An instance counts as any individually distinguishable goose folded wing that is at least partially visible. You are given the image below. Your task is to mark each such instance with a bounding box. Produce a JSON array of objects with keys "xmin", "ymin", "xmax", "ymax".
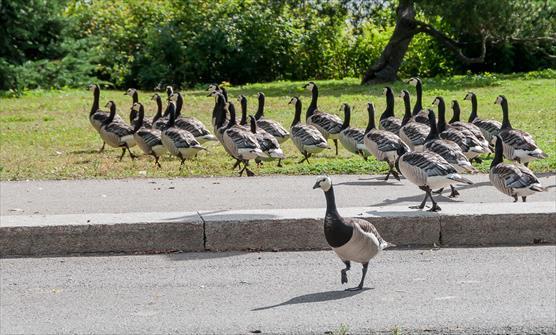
[
  {"xmin": 501, "ymin": 130, "xmax": 539, "ymax": 151},
  {"xmin": 227, "ymin": 128, "xmax": 259, "ymax": 149},
  {"xmin": 404, "ymin": 152, "xmax": 456, "ymax": 177},
  {"xmin": 175, "ymin": 117, "xmax": 211, "ymax": 137},
  {"xmin": 312, "ymin": 112, "xmax": 343, "ymax": 132},
  {"xmin": 403, "ymin": 124, "xmax": 428, "ymax": 144},
  {"xmin": 138, "ymin": 129, "xmax": 162, "ymax": 147},
  {"xmin": 257, "ymin": 119, "xmax": 289, "ymax": 137},
  {"xmin": 166, "ymin": 129, "xmax": 197, "ymax": 148},
  {"xmin": 293, "ymin": 126, "xmax": 327, "ymax": 145},
  {"xmin": 105, "ymin": 123, "xmax": 133, "ymax": 137},
  {"xmin": 347, "ymin": 218, "xmax": 385, "ymax": 244}
]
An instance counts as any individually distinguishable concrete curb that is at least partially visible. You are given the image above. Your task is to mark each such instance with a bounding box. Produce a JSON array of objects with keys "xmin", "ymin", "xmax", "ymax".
[{"xmin": 1, "ymin": 202, "xmax": 555, "ymax": 256}]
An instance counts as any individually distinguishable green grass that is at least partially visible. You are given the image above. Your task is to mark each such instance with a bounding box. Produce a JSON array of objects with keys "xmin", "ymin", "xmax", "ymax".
[{"xmin": 1, "ymin": 72, "xmax": 555, "ymax": 180}]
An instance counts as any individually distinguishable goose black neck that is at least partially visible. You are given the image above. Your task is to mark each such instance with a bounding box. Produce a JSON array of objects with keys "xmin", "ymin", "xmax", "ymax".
[
  {"xmin": 307, "ymin": 86, "xmax": 318, "ymax": 118},
  {"xmin": 227, "ymin": 103, "xmax": 237, "ymax": 129},
  {"xmin": 365, "ymin": 104, "xmax": 376, "ymax": 133},
  {"xmin": 167, "ymin": 103, "xmax": 176, "ymax": 127},
  {"xmin": 132, "ymin": 91, "xmax": 138, "ymax": 104},
  {"xmin": 221, "ymin": 88, "xmax": 228, "ymax": 102},
  {"xmin": 174, "ymin": 93, "xmax": 183, "ymax": 117},
  {"xmin": 412, "ymin": 80, "xmax": 422, "ymax": 115},
  {"xmin": 340, "ymin": 106, "xmax": 351, "ymax": 130},
  {"xmin": 450, "ymin": 101, "xmax": 461, "ymax": 123},
  {"xmin": 401, "ymin": 93, "xmax": 411, "ymax": 125},
  {"xmin": 249, "ymin": 116, "xmax": 257, "ymax": 134},
  {"xmin": 133, "ymin": 105, "xmax": 144, "ymax": 133},
  {"xmin": 106, "ymin": 103, "xmax": 116, "ymax": 124},
  {"xmin": 255, "ymin": 94, "xmax": 265, "ymax": 119},
  {"xmin": 152, "ymin": 96, "xmax": 162, "ymax": 122},
  {"xmin": 437, "ymin": 99, "xmax": 447, "ymax": 132},
  {"xmin": 90, "ymin": 86, "xmax": 100, "ymax": 117},
  {"xmin": 491, "ymin": 137, "xmax": 504, "ymax": 168},
  {"xmin": 500, "ymin": 98, "xmax": 512, "ymax": 129},
  {"xmin": 425, "ymin": 110, "xmax": 438, "ymax": 142},
  {"xmin": 291, "ymin": 100, "xmax": 302, "ymax": 127},
  {"xmin": 214, "ymin": 96, "xmax": 226, "ymax": 129},
  {"xmin": 381, "ymin": 88, "xmax": 395, "ymax": 120},
  {"xmin": 468, "ymin": 94, "xmax": 478, "ymax": 123},
  {"xmin": 239, "ymin": 98, "xmax": 247, "ymax": 126},
  {"xmin": 324, "ymin": 185, "xmax": 340, "ymax": 215}
]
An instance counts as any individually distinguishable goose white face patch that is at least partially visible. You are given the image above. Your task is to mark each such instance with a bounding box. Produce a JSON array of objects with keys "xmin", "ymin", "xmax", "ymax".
[
  {"xmin": 464, "ymin": 93, "xmax": 472, "ymax": 100},
  {"xmin": 495, "ymin": 96, "xmax": 503, "ymax": 104},
  {"xmin": 383, "ymin": 88, "xmax": 388, "ymax": 95},
  {"xmin": 306, "ymin": 83, "xmax": 315, "ymax": 91},
  {"xmin": 408, "ymin": 78, "xmax": 417, "ymax": 86},
  {"xmin": 316, "ymin": 175, "xmax": 332, "ymax": 191}
]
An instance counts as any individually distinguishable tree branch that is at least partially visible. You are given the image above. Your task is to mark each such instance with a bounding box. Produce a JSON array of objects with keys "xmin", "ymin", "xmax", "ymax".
[{"xmin": 413, "ymin": 20, "xmax": 487, "ymax": 64}]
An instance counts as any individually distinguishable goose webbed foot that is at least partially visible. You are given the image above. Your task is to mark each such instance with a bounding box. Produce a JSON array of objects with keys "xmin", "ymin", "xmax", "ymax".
[
  {"xmin": 428, "ymin": 203, "xmax": 442, "ymax": 212},
  {"xmin": 513, "ymin": 195, "xmax": 518, "ymax": 202},
  {"xmin": 392, "ymin": 170, "xmax": 401, "ymax": 181},
  {"xmin": 118, "ymin": 148, "xmax": 126, "ymax": 161},
  {"xmin": 433, "ymin": 188, "xmax": 444, "ymax": 194},
  {"xmin": 384, "ymin": 171, "xmax": 391, "ymax": 181},
  {"xmin": 128, "ymin": 148, "xmax": 136, "ymax": 160},
  {"xmin": 448, "ymin": 185, "xmax": 460, "ymax": 198},
  {"xmin": 246, "ymin": 168, "xmax": 255, "ymax": 177},
  {"xmin": 154, "ymin": 156, "xmax": 161, "ymax": 168},
  {"xmin": 340, "ymin": 261, "xmax": 350, "ymax": 284},
  {"xmin": 522, "ymin": 196, "xmax": 527, "ymax": 202},
  {"xmin": 524, "ymin": 162, "xmax": 529, "ymax": 167},
  {"xmin": 232, "ymin": 160, "xmax": 241, "ymax": 170},
  {"xmin": 276, "ymin": 159, "xmax": 283, "ymax": 167},
  {"xmin": 411, "ymin": 188, "xmax": 430, "ymax": 209},
  {"xmin": 333, "ymin": 139, "xmax": 339, "ymax": 155},
  {"xmin": 345, "ymin": 263, "xmax": 368, "ymax": 291},
  {"xmin": 99, "ymin": 142, "xmax": 106, "ymax": 153}
]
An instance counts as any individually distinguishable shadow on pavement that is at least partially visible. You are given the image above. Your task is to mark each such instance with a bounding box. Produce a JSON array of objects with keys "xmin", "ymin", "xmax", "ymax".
[{"xmin": 251, "ymin": 288, "xmax": 371, "ymax": 311}]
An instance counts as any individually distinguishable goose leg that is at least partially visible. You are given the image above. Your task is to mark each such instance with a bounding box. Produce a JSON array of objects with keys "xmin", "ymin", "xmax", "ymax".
[
  {"xmin": 411, "ymin": 186, "xmax": 430, "ymax": 209},
  {"xmin": 154, "ymin": 156, "xmax": 162, "ymax": 168},
  {"xmin": 277, "ymin": 159, "xmax": 283, "ymax": 167},
  {"xmin": 99, "ymin": 142, "xmax": 106, "ymax": 153},
  {"xmin": 298, "ymin": 153, "xmax": 308, "ymax": 164},
  {"xmin": 333, "ymin": 139, "xmax": 339, "ymax": 155},
  {"xmin": 245, "ymin": 161, "xmax": 255, "ymax": 177},
  {"xmin": 428, "ymin": 190, "xmax": 442, "ymax": 212},
  {"xmin": 306, "ymin": 153, "xmax": 311, "ymax": 164},
  {"xmin": 522, "ymin": 196, "xmax": 527, "ymax": 202},
  {"xmin": 118, "ymin": 148, "xmax": 126, "ymax": 161},
  {"xmin": 126, "ymin": 145, "xmax": 136, "ymax": 160},
  {"xmin": 433, "ymin": 188, "xmax": 444, "ymax": 194},
  {"xmin": 391, "ymin": 168, "xmax": 401, "ymax": 181},
  {"xmin": 346, "ymin": 262, "xmax": 368, "ymax": 291},
  {"xmin": 448, "ymin": 185, "xmax": 460, "ymax": 198},
  {"xmin": 384, "ymin": 170, "xmax": 391, "ymax": 181},
  {"xmin": 513, "ymin": 195, "xmax": 518, "ymax": 202},
  {"xmin": 232, "ymin": 160, "xmax": 241, "ymax": 170},
  {"xmin": 340, "ymin": 261, "xmax": 351, "ymax": 284}
]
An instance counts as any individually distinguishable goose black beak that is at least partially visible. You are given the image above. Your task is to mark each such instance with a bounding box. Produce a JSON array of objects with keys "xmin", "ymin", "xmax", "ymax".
[{"xmin": 312, "ymin": 182, "xmax": 320, "ymax": 189}]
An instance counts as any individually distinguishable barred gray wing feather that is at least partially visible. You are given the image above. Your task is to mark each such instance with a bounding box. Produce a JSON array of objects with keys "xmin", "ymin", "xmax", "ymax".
[
  {"xmin": 499, "ymin": 129, "xmax": 539, "ymax": 151},
  {"xmin": 402, "ymin": 151, "xmax": 456, "ymax": 177},
  {"xmin": 309, "ymin": 112, "xmax": 343, "ymax": 135},
  {"xmin": 380, "ymin": 117, "xmax": 401, "ymax": 134},
  {"xmin": 165, "ymin": 128, "xmax": 199, "ymax": 149},
  {"xmin": 175, "ymin": 117, "xmax": 212, "ymax": 137},
  {"xmin": 137, "ymin": 128, "xmax": 162, "ymax": 147},
  {"xmin": 400, "ymin": 122, "xmax": 429, "ymax": 147},
  {"xmin": 255, "ymin": 129, "xmax": 280, "ymax": 152},
  {"xmin": 257, "ymin": 119, "xmax": 290, "ymax": 139},
  {"xmin": 291, "ymin": 124, "xmax": 328, "ymax": 146},
  {"xmin": 347, "ymin": 218, "xmax": 385, "ymax": 245}
]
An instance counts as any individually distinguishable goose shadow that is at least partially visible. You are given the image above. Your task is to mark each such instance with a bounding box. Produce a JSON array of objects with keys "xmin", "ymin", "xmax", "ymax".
[
  {"xmin": 370, "ymin": 193, "xmax": 464, "ymax": 207},
  {"xmin": 336, "ymin": 180, "xmax": 404, "ymax": 187},
  {"xmin": 252, "ymin": 288, "xmax": 371, "ymax": 311},
  {"xmin": 167, "ymin": 251, "xmax": 247, "ymax": 261}
]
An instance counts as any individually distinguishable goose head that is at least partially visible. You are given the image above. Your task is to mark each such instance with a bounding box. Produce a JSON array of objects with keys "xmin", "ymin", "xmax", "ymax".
[
  {"xmin": 237, "ymin": 95, "xmax": 245, "ymax": 103},
  {"xmin": 312, "ymin": 175, "xmax": 332, "ymax": 191},
  {"xmin": 399, "ymin": 90, "xmax": 409, "ymax": 98},
  {"xmin": 151, "ymin": 93, "xmax": 160, "ymax": 101},
  {"xmin": 288, "ymin": 97, "xmax": 299, "ymax": 105},
  {"xmin": 303, "ymin": 81, "xmax": 316, "ymax": 91},
  {"xmin": 105, "ymin": 101, "xmax": 115, "ymax": 109},
  {"xmin": 431, "ymin": 96, "xmax": 443, "ymax": 106},
  {"xmin": 494, "ymin": 95, "xmax": 506, "ymax": 105},
  {"xmin": 207, "ymin": 84, "xmax": 219, "ymax": 92},
  {"xmin": 464, "ymin": 92, "xmax": 475, "ymax": 101},
  {"xmin": 166, "ymin": 86, "xmax": 174, "ymax": 96},
  {"xmin": 124, "ymin": 88, "xmax": 137, "ymax": 96},
  {"xmin": 88, "ymin": 84, "xmax": 98, "ymax": 91},
  {"xmin": 207, "ymin": 89, "xmax": 220, "ymax": 98},
  {"xmin": 169, "ymin": 92, "xmax": 178, "ymax": 102},
  {"xmin": 131, "ymin": 102, "xmax": 142, "ymax": 112},
  {"xmin": 407, "ymin": 77, "xmax": 421, "ymax": 86}
]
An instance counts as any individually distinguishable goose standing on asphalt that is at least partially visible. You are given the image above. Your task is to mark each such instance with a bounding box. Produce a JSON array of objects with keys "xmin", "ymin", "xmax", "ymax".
[
  {"xmin": 364, "ymin": 102, "xmax": 408, "ymax": 181},
  {"xmin": 495, "ymin": 95, "xmax": 547, "ymax": 166},
  {"xmin": 304, "ymin": 81, "xmax": 343, "ymax": 155},
  {"xmin": 434, "ymin": 96, "xmax": 490, "ymax": 160},
  {"xmin": 406, "ymin": 77, "xmax": 430, "ymax": 125},
  {"xmin": 490, "ymin": 136, "xmax": 545, "ymax": 202},
  {"xmin": 464, "ymin": 92, "xmax": 501, "ymax": 145},
  {"xmin": 222, "ymin": 102, "xmax": 266, "ymax": 176},
  {"xmin": 313, "ymin": 175, "xmax": 395, "ymax": 291},
  {"xmin": 424, "ymin": 109, "xmax": 477, "ymax": 197},
  {"xmin": 99, "ymin": 101, "xmax": 136, "ymax": 161},
  {"xmin": 88, "ymin": 84, "xmax": 124, "ymax": 152},
  {"xmin": 379, "ymin": 87, "xmax": 402, "ymax": 134},
  {"xmin": 399, "ymin": 90, "xmax": 430, "ymax": 152},
  {"xmin": 160, "ymin": 101, "xmax": 206, "ymax": 168},
  {"xmin": 289, "ymin": 97, "xmax": 330, "ymax": 164},
  {"xmin": 252, "ymin": 92, "xmax": 290, "ymax": 143},
  {"xmin": 338, "ymin": 103, "xmax": 370, "ymax": 160},
  {"xmin": 248, "ymin": 115, "xmax": 285, "ymax": 167},
  {"xmin": 131, "ymin": 102, "xmax": 165, "ymax": 167},
  {"xmin": 397, "ymin": 146, "xmax": 474, "ymax": 211},
  {"xmin": 169, "ymin": 92, "xmax": 217, "ymax": 144}
]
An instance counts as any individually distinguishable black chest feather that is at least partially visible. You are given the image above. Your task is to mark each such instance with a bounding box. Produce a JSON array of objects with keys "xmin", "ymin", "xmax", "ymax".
[{"xmin": 324, "ymin": 213, "xmax": 353, "ymax": 248}]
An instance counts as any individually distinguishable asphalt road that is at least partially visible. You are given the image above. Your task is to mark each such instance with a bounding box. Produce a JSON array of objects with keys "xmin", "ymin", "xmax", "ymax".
[
  {"xmin": 1, "ymin": 174, "xmax": 555, "ymax": 216},
  {"xmin": 2, "ymin": 246, "xmax": 555, "ymax": 334}
]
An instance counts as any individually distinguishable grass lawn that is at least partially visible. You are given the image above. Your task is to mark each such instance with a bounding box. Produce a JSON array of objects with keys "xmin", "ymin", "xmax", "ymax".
[{"xmin": 1, "ymin": 72, "xmax": 555, "ymax": 181}]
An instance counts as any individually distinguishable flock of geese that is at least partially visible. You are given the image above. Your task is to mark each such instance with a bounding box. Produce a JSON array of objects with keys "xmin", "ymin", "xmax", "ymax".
[{"xmin": 88, "ymin": 78, "xmax": 547, "ymax": 211}]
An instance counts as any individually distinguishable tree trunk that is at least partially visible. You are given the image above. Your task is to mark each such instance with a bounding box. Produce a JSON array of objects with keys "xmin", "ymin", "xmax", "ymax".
[{"xmin": 361, "ymin": 0, "xmax": 417, "ymax": 84}]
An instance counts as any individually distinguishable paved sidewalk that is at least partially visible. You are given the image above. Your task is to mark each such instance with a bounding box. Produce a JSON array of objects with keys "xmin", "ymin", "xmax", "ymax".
[
  {"xmin": 2, "ymin": 246, "xmax": 555, "ymax": 334},
  {"xmin": 2, "ymin": 174, "xmax": 555, "ymax": 216}
]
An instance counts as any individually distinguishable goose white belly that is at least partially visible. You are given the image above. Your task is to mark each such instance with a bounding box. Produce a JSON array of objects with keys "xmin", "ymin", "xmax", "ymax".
[
  {"xmin": 426, "ymin": 175, "xmax": 460, "ymax": 190},
  {"xmin": 332, "ymin": 225, "xmax": 381, "ymax": 264},
  {"xmin": 236, "ymin": 148, "xmax": 265, "ymax": 160},
  {"xmin": 513, "ymin": 148, "xmax": 543, "ymax": 163}
]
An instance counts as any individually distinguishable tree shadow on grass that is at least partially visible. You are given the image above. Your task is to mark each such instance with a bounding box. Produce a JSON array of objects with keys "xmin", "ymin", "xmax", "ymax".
[{"xmin": 252, "ymin": 288, "xmax": 371, "ymax": 311}]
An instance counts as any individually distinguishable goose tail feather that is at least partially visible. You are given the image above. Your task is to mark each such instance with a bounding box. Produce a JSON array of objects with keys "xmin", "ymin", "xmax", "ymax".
[{"xmin": 447, "ymin": 174, "xmax": 474, "ymax": 185}]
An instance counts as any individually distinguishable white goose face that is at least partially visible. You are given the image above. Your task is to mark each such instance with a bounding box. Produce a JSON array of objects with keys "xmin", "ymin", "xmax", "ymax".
[
  {"xmin": 304, "ymin": 82, "xmax": 315, "ymax": 91},
  {"xmin": 125, "ymin": 88, "xmax": 136, "ymax": 96},
  {"xmin": 207, "ymin": 84, "xmax": 218, "ymax": 91},
  {"xmin": 289, "ymin": 97, "xmax": 298, "ymax": 105},
  {"xmin": 408, "ymin": 78, "xmax": 418, "ymax": 86},
  {"xmin": 131, "ymin": 102, "xmax": 141, "ymax": 111},
  {"xmin": 494, "ymin": 96, "xmax": 504, "ymax": 104},
  {"xmin": 88, "ymin": 84, "xmax": 96, "ymax": 91},
  {"xmin": 451, "ymin": 100, "xmax": 456, "ymax": 108},
  {"xmin": 151, "ymin": 94, "xmax": 159, "ymax": 101},
  {"xmin": 464, "ymin": 92, "xmax": 473, "ymax": 100},
  {"xmin": 105, "ymin": 101, "xmax": 115, "ymax": 108},
  {"xmin": 383, "ymin": 87, "xmax": 388, "ymax": 95},
  {"xmin": 312, "ymin": 175, "xmax": 332, "ymax": 191},
  {"xmin": 432, "ymin": 98, "xmax": 440, "ymax": 106},
  {"xmin": 169, "ymin": 93, "xmax": 178, "ymax": 101},
  {"xmin": 399, "ymin": 91, "xmax": 406, "ymax": 98}
]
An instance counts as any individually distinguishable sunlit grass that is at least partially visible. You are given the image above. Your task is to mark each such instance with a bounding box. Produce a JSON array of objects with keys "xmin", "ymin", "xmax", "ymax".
[{"xmin": 0, "ymin": 73, "xmax": 554, "ymax": 180}]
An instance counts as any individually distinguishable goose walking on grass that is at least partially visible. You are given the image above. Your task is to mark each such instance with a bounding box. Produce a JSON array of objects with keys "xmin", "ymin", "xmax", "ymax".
[
  {"xmin": 313, "ymin": 175, "xmax": 395, "ymax": 291},
  {"xmin": 449, "ymin": 100, "xmax": 490, "ymax": 161},
  {"xmin": 495, "ymin": 95, "xmax": 547, "ymax": 166},
  {"xmin": 169, "ymin": 92, "xmax": 217, "ymax": 144},
  {"xmin": 490, "ymin": 136, "xmax": 545, "ymax": 202},
  {"xmin": 252, "ymin": 92, "xmax": 290, "ymax": 143},
  {"xmin": 207, "ymin": 84, "xmax": 228, "ymax": 102},
  {"xmin": 434, "ymin": 96, "xmax": 490, "ymax": 160},
  {"xmin": 151, "ymin": 93, "xmax": 168, "ymax": 130},
  {"xmin": 125, "ymin": 88, "xmax": 152, "ymax": 129},
  {"xmin": 399, "ymin": 90, "xmax": 430, "ymax": 152},
  {"xmin": 160, "ymin": 101, "xmax": 206, "ymax": 168},
  {"xmin": 88, "ymin": 84, "xmax": 124, "ymax": 152},
  {"xmin": 248, "ymin": 115, "xmax": 285, "ymax": 167},
  {"xmin": 99, "ymin": 101, "xmax": 136, "ymax": 161},
  {"xmin": 379, "ymin": 87, "xmax": 402, "ymax": 134},
  {"xmin": 464, "ymin": 92, "xmax": 501, "ymax": 145},
  {"xmin": 424, "ymin": 109, "xmax": 477, "ymax": 198},
  {"xmin": 364, "ymin": 102, "xmax": 408, "ymax": 181},
  {"xmin": 406, "ymin": 77, "xmax": 430, "ymax": 126},
  {"xmin": 222, "ymin": 102, "xmax": 267, "ymax": 176},
  {"xmin": 289, "ymin": 97, "xmax": 330, "ymax": 164},
  {"xmin": 338, "ymin": 103, "xmax": 370, "ymax": 160},
  {"xmin": 131, "ymin": 102, "xmax": 165, "ymax": 167},
  {"xmin": 397, "ymin": 146, "xmax": 474, "ymax": 212},
  {"xmin": 304, "ymin": 81, "xmax": 343, "ymax": 155}
]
